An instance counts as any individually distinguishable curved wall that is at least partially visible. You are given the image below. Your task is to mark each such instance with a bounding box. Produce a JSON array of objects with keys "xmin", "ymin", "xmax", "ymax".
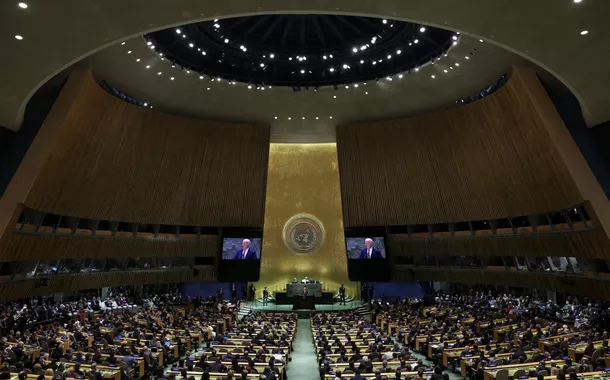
[
  {"xmin": 337, "ymin": 67, "xmax": 583, "ymax": 227},
  {"xmin": 21, "ymin": 71, "xmax": 270, "ymax": 227}
]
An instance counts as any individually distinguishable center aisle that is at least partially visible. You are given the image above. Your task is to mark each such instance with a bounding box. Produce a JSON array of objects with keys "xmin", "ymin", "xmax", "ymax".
[{"xmin": 287, "ymin": 318, "xmax": 320, "ymax": 380}]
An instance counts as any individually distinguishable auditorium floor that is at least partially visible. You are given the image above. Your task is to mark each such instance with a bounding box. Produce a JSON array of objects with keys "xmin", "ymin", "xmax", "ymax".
[{"xmin": 286, "ymin": 318, "xmax": 320, "ymax": 380}]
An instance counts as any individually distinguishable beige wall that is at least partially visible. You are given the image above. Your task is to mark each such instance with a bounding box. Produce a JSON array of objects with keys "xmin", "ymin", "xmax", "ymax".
[{"xmin": 257, "ymin": 143, "xmax": 356, "ymax": 298}]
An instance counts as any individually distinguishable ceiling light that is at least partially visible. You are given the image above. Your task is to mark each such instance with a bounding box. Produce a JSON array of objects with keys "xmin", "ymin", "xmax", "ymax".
[
  {"xmin": 274, "ymin": 116, "xmax": 278, "ymax": 120},
  {"xmin": 121, "ymin": 42, "xmax": 125, "ymax": 45},
  {"xmin": 260, "ymin": 63, "xmax": 265, "ymax": 67},
  {"xmin": 580, "ymin": 30, "xmax": 589, "ymax": 35},
  {"xmin": 146, "ymin": 65, "xmax": 150, "ymax": 69},
  {"xmin": 344, "ymin": 86, "xmax": 349, "ymax": 89},
  {"xmin": 386, "ymin": 77, "xmax": 392, "ymax": 81},
  {"xmin": 302, "ymin": 117, "xmax": 305, "ymax": 120},
  {"xmin": 182, "ymin": 35, "xmax": 186, "ymax": 38},
  {"xmin": 452, "ymin": 35, "xmax": 458, "ymax": 40},
  {"xmin": 354, "ymin": 84, "xmax": 359, "ymax": 88},
  {"xmin": 574, "ymin": 0, "xmax": 582, "ymax": 3},
  {"xmin": 382, "ymin": 19, "xmax": 387, "ymax": 24},
  {"xmin": 186, "ymin": 70, "xmax": 190, "ymax": 74},
  {"xmin": 333, "ymin": 95, "xmax": 337, "ymax": 99},
  {"xmin": 270, "ymin": 54, "xmax": 275, "ymax": 58},
  {"xmin": 465, "ymin": 56, "xmax": 470, "ymax": 59},
  {"xmin": 398, "ymin": 74, "xmax": 403, "ymax": 78},
  {"xmin": 415, "ymin": 67, "xmax": 419, "ymax": 72},
  {"xmin": 149, "ymin": 45, "xmax": 155, "ymax": 49},
  {"xmin": 329, "ymin": 54, "xmax": 333, "ymax": 58},
  {"xmin": 289, "ymin": 57, "xmax": 293, "ymax": 61},
  {"xmin": 127, "ymin": 50, "xmax": 132, "ymax": 54},
  {"xmin": 329, "ymin": 116, "xmax": 333, "ymax": 119},
  {"xmin": 360, "ymin": 60, "xmax": 364, "ymax": 64},
  {"xmin": 316, "ymin": 117, "xmax": 319, "ymax": 120},
  {"xmin": 175, "ymin": 29, "xmax": 181, "ymax": 34},
  {"xmin": 189, "ymin": 43, "xmax": 194, "ymax": 48},
  {"xmin": 360, "ymin": 45, "xmax": 366, "ymax": 50},
  {"xmin": 479, "ymin": 39, "xmax": 483, "ymax": 42},
  {"xmin": 207, "ymin": 88, "xmax": 210, "ymax": 90},
  {"xmin": 431, "ymin": 75, "xmax": 435, "ymax": 79},
  {"xmin": 214, "ymin": 23, "xmax": 220, "ymax": 28},
  {"xmin": 455, "ymin": 63, "xmax": 460, "ymax": 66},
  {"xmin": 372, "ymin": 61, "xmax": 377, "ymax": 65},
  {"xmin": 147, "ymin": 41, "xmax": 152, "ymax": 46},
  {"xmin": 409, "ymin": 43, "xmax": 412, "ymax": 46},
  {"xmin": 217, "ymin": 78, "xmax": 221, "ymax": 82},
  {"xmin": 444, "ymin": 70, "xmax": 448, "ymax": 73},
  {"xmin": 240, "ymin": 45, "xmax": 245, "ymax": 50},
  {"xmin": 365, "ymin": 92, "xmax": 368, "ymax": 95},
  {"xmin": 342, "ymin": 64, "xmax": 349, "ymax": 69},
  {"xmin": 202, "ymin": 51, "xmax": 206, "ymax": 55},
  {"xmin": 300, "ymin": 69, "xmax": 305, "ymax": 74},
  {"xmin": 199, "ymin": 76, "xmax": 204, "ymax": 79},
  {"xmin": 170, "ymin": 77, "xmax": 175, "ymax": 80},
  {"xmin": 323, "ymin": 55, "xmax": 327, "ymax": 60},
  {"xmin": 224, "ymin": 38, "xmax": 229, "ymax": 43},
  {"xmin": 420, "ymin": 27, "xmax": 426, "ymax": 32},
  {"xmin": 18, "ymin": 2, "xmax": 28, "ymax": 8},
  {"xmin": 157, "ymin": 72, "xmax": 162, "ymax": 75},
  {"xmin": 214, "ymin": 19, "xmax": 218, "ymax": 22},
  {"xmin": 414, "ymin": 39, "xmax": 419, "ymax": 44},
  {"xmin": 329, "ymin": 67, "xmax": 335, "ymax": 72},
  {"xmin": 387, "ymin": 55, "xmax": 392, "ymax": 60},
  {"xmin": 449, "ymin": 67, "xmax": 454, "ymax": 70},
  {"xmin": 288, "ymin": 117, "xmax": 291, "ymax": 120},
  {"xmin": 136, "ymin": 58, "xmax": 140, "ymax": 62},
  {"xmin": 352, "ymin": 47, "xmax": 358, "ymax": 53},
  {"xmin": 397, "ymin": 49, "xmax": 402, "ymax": 55},
  {"xmin": 15, "ymin": 35, "xmax": 23, "ymax": 40}
]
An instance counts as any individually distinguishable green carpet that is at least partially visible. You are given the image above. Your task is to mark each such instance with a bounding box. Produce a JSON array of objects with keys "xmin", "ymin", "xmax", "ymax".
[{"xmin": 286, "ymin": 318, "xmax": 320, "ymax": 380}]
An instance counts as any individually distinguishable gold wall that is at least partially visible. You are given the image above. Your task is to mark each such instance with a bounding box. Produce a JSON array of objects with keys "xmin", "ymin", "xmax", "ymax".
[{"xmin": 257, "ymin": 143, "xmax": 356, "ymax": 298}]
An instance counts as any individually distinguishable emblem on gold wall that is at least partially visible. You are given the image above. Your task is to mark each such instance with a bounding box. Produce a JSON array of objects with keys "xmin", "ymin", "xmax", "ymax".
[{"xmin": 283, "ymin": 214, "xmax": 325, "ymax": 254}]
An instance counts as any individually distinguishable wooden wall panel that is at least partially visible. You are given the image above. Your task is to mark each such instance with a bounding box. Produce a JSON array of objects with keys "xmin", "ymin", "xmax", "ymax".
[
  {"xmin": 337, "ymin": 68, "xmax": 582, "ymax": 226},
  {"xmin": 1, "ymin": 232, "xmax": 218, "ymax": 261},
  {"xmin": 390, "ymin": 230, "xmax": 610, "ymax": 260},
  {"xmin": 393, "ymin": 266, "xmax": 610, "ymax": 300},
  {"xmin": 23, "ymin": 70, "xmax": 269, "ymax": 227},
  {"xmin": 0, "ymin": 267, "xmax": 216, "ymax": 302}
]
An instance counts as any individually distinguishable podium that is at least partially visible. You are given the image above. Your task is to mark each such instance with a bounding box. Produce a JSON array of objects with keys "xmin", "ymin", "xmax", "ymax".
[
  {"xmin": 286, "ymin": 283, "xmax": 322, "ymax": 297},
  {"xmin": 292, "ymin": 296, "xmax": 316, "ymax": 310}
]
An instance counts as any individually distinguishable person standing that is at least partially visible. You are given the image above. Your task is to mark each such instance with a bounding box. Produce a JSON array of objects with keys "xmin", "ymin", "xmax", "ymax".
[
  {"xmin": 249, "ymin": 284, "xmax": 256, "ymax": 302},
  {"xmin": 242, "ymin": 283, "xmax": 248, "ymax": 301},
  {"xmin": 263, "ymin": 287, "xmax": 269, "ymax": 306},
  {"xmin": 339, "ymin": 284, "xmax": 346, "ymax": 305},
  {"xmin": 361, "ymin": 283, "xmax": 368, "ymax": 302},
  {"xmin": 368, "ymin": 284, "xmax": 374, "ymax": 301},
  {"xmin": 231, "ymin": 283, "xmax": 237, "ymax": 300}
]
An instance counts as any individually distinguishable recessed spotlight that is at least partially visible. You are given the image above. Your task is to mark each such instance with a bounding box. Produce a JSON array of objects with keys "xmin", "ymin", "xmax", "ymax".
[
  {"xmin": 323, "ymin": 55, "xmax": 327, "ymax": 60},
  {"xmin": 149, "ymin": 45, "xmax": 155, "ymax": 49},
  {"xmin": 189, "ymin": 43, "xmax": 194, "ymax": 48},
  {"xmin": 372, "ymin": 61, "xmax": 377, "ymax": 65},
  {"xmin": 580, "ymin": 30, "xmax": 589, "ymax": 35},
  {"xmin": 202, "ymin": 51, "xmax": 206, "ymax": 55},
  {"xmin": 333, "ymin": 95, "xmax": 337, "ymax": 99},
  {"xmin": 14, "ymin": 35, "xmax": 23, "ymax": 40},
  {"xmin": 136, "ymin": 58, "xmax": 140, "ymax": 62},
  {"xmin": 365, "ymin": 92, "xmax": 368, "ymax": 95},
  {"xmin": 360, "ymin": 60, "xmax": 364, "ymax": 64},
  {"xmin": 147, "ymin": 41, "xmax": 152, "ymax": 46},
  {"xmin": 224, "ymin": 38, "xmax": 229, "ymax": 43},
  {"xmin": 452, "ymin": 35, "xmax": 458, "ymax": 41},
  {"xmin": 170, "ymin": 77, "xmax": 175, "ymax": 80},
  {"xmin": 386, "ymin": 77, "xmax": 392, "ymax": 81},
  {"xmin": 127, "ymin": 50, "xmax": 132, "ymax": 54},
  {"xmin": 444, "ymin": 70, "xmax": 448, "ymax": 73},
  {"xmin": 270, "ymin": 53, "xmax": 275, "ymax": 59},
  {"xmin": 415, "ymin": 67, "xmax": 419, "ymax": 72},
  {"xmin": 354, "ymin": 84, "xmax": 359, "ymax": 88},
  {"xmin": 397, "ymin": 49, "xmax": 402, "ymax": 55},
  {"xmin": 143, "ymin": 103, "xmax": 148, "ymax": 107},
  {"xmin": 300, "ymin": 69, "xmax": 305, "ymax": 74},
  {"xmin": 465, "ymin": 56, "xmax": 470, "ymax": 59},
  {"xmin": 157, "ymin": 72, "xmax": 162, "ymax": 75},
  {"xmin": 207, "ymin": 88, "xmax": 210, "ymax": 90},
  {"xmin": 18, "ymin": 2, "xmax": 28, "ymax": 9},
  {"xmin": 382, "ymin": 19, "xmax": 387, "ymax": 24},
  {"xmin": 329, "ymin": 116, "xmax": 333, "ymax": 119},
  {"xmin": 288, "ymin": 117, "xmax": 291, "ymax": 120},
  {"xmin": 455, "ymin": 63, "xmax": 460, "ymax": 66},
  {"xmin": 302, "ymin": 117, "xmax": 305, "ymax": 120},
  {"xmin": 352, "ymin": 47, "xmax": 358, "ymax": 53},
  {"xmin": 453, "ymin": 41, "xmax": 458, "ymax": 45},
  {"xmin": 360, "ymin": 45, "xmax": 367, "ymax": 50},
  {"xmin": 343, "ymin": 64, "xmax": 349, "ymax": 69},
  {"xmin": 175, "ymin": 29, "xmax": 181, "ymax": 34},
  {"xmin": 479, "ymin": 39, "xmax": 484, "ymax": 42},
  {"xmin": 398, "ymin": 74, "xmax": 403, "ymax": 78},
  {"xmin": 414, "ymin": 39, "xmax": 419, "ymax": 44},
  {"xmin": 420, "ymin": 27, "xmax": 426, "ymax": 33},
  {"xmin": 146, "ymin": 65, "xmax": 150, "ymax": 69},
  {"xmin": 289, "ymin": 57, "xmax": 293, "ymax": 61},
  {"xmin": 214, "ymin": 23, "xmax": 220, "ymax": 28},
  {"xmin": 387, "ymin": 55, "xmax": 392, "ymax": 59},
  {"xmin": 450, "ymin": 67, "xmax": 454, "ymax": 70},
  {"xmin": 260, "ymin": 63, "xmax": 265, "ymax": 67},
  {"xmin": 574, "ymin": 0, "xmax": 582, "ymax": 3},
  {"xmin": 274, "ymin": 116, "xmax": 278, "ymax": 120},
  {"xmin": 182, "ymin": 35, "xmax": 186, "ymax": 38},
  {"xmin": 329, "ymin": 67, "xmax": 335, "ymax": 72},
  {"xmin": 240, "ymin": 45, "xmax": 245, "ymax": 50},
  {"xmin": 121, "ymin": 42, "xmax": 125, "ymax": 45},
  {"xmin": 431, "ymin": 75, "xmax": 435, "ymax": 79},
  {"xmin": 200, "ymin": 76, "xmax": 204, "ymax": 79},
  {"xmin": 186, "ymin": 70, "xmax": 190, "ymax": 74},
  {"xmin": 214, "ymin": 19, "xmax": 218, "ymax": 22}
]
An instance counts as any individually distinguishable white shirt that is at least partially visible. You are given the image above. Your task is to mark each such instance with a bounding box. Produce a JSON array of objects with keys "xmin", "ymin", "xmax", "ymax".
[
  {"xmin": 368, "ymin": 248, "xmax": 372, "ymax": 258},
  {"xmin": 242, "ymin": 248, "xmax": 248, "ymax": 259}
]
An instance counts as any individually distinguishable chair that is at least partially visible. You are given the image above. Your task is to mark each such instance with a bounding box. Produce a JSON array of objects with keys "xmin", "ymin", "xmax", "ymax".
[
  {"xmin": 538, "ymin": 370, "xmax": 549, "ymax": 377},
  {"xmin": 523, "ymin": 358, "xmax": 534, "ymax": 363},
  {"xmin": 41, "ymin": 341, "xmax": 50, "ymax": 353},
  {"xmin": 495, "ymin": 369, "xmax": 509, "ymax": 380},
  {"xmin": 509, "ymin": 359, "xmax": 520, "ymax": 365},
  {"xmin": 592, "ymin": 349, "xmax": 602, "ymax": 363},
  {"xmin": 513, "ymin": 370, "xmax": 526, "ymax": 378}
]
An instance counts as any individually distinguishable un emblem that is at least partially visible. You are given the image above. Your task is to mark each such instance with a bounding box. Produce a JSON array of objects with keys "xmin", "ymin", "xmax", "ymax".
[{"xmin": 283, "ymin": 214, "xmax": 325, "ymax": 254}]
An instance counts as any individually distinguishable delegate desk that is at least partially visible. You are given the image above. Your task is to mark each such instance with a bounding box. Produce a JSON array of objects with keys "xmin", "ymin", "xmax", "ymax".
[
  {"xmin": 169, "ymin": 367, "xmax": 284, "ymax": 380},
  {"xmin": 483, "ymin": 360, "xmax": 565, "ymax": 380},
  {"xmin": 286, "ymin": 283, "xmax": 322, "ymax": 297},
  {"xmin": 323, "ymin": 370, "xmax": 433, "ymax": 379}
]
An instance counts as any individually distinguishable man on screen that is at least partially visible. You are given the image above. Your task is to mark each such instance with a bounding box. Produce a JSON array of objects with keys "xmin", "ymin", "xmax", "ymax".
[
  {"xmin": 358, "ymin": 238, "xmax": 383, "ymax": 259},
  {"xmin": 231, "ymin": 239, "xmax": 257, "ymax": 259}
]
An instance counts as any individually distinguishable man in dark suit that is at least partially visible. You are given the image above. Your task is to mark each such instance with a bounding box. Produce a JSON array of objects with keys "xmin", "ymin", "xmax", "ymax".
[
  {"xmin": 302, "ymin": 287, "xmax": 309, "ymax": 297},
  {"xmin": 263, "ymin": 287, "xmax": 269, "ymax": 306},
  {"xmin": 358, "ymin": 238, "xmax": 383, "ymax": 259},
  {"xmin": 351, "ymin": 370, "xmax": 366, "ymax": 380},
  {"xmin": 231, "ymin": 239, "xmax": 257, "ymax": 259},
  {"xmin": 339, "ymin": 284, "xmax": 346, "ymax": 305}
]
